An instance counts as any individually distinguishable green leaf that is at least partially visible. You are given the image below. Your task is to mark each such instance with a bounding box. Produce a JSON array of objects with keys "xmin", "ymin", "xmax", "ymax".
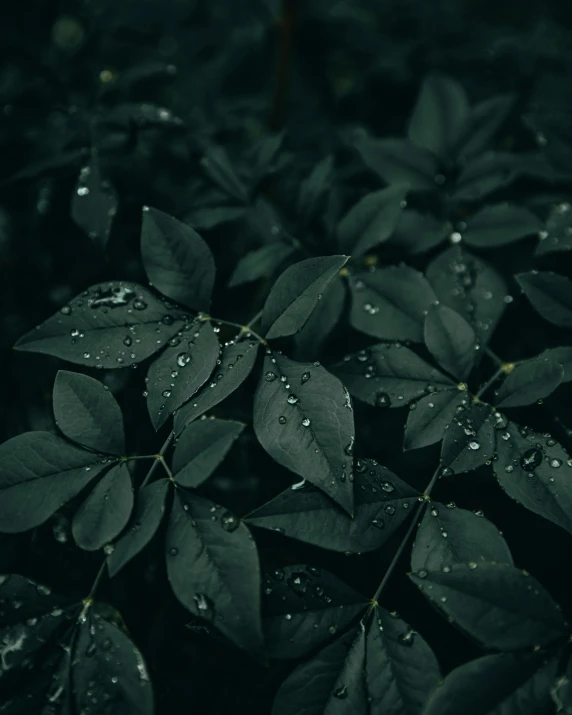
[
  {"xmin": 453, "ymin": 152, "xmax": 520, "ymax": 201},
  {"xmin": 72, "ymin": 462, "xmax": 133, "ymax": 551},
  {"xmin": 349, "ymin": 266, "xmax": 437, "ymax": 342},
  {"xmin": 410, "ymin": 562, "xmax": 567, "ymax": 650},
  {"xmin": 53, "ymin": 371, "xmax": 125, "ymax": 456},
  {"xmin": 454, "ymin": 93, "xmax": 516, "ymax": 162},
  {"xmin": 424, "ymin": 653, "xmax": 559, "ymax": 715},
  {"xmin": 496, "ymin": 358, "xmax": 564, "ymax": 407},
  {"xmin": 146, "ymin": 319, "xmax": 220, "ymax": 429},
  {"xmin": 261, "ymin": 256, "xmax": 348, "ymax": 340},
  {"xmin": 71, "ymin": 162, "xmax": 118, "ymax": 250},
  {"xmin": 493, "ymin": 420, "xmax": 572, "ymax": 535},
  {"xmin": 336, "ymin": 184, "xmax": 408, "ymax": 256},
  {"xmin": 411, "ymin": 503, "xmax": 513, "ymax": 572},
  {"xmin": 540, "ymin": 346, "xmax": 572, "ymax": 382},
  {"xmin": 0, "ymin": 432, "xmax": 109, "ymax": 533},
  {"xmin": 271, "ymin": 627, "xmax": 367, "ymax": 715},
  {"xmin": 331, "ymin": 343, "xmax": 454, "ymax": 408},
  {"xmin": 173, "ymin": 418, "xmax": 245, "ymax": 488},
  {"xmin": 253, "ymin": 354, "xmax": 355, "ymax": 515},
  {"xmin": 353, "ymin": 135, "xmax": 439, "ymax": 191},
  {"xmin": 14, "ymin": 282, "xmax": 185, "ymax": 368},
  {"xmin": 262, "ymin": 565, "xmax": 368, "ymax": 659},
  {"xmin": 166, "ymin": 489, "xmax": 264, "ymax": 657},
  {"xmin": 424, "ymin": 305, "xmax": 477, "ymax": 381},
  {"xmin": 247, "ymin": 459, "xmax": 419, "ymax": 553},
  {"xmin": 407, "ymin": 73, "xmax": 470, "ymax": 161},
  {"xmin": 187, "ymin": 205, "xmax": 247, "ymax": 230},
  {"xmin": 366, "ymin": 607, "xmax": 441, "ymax": 714},
  {"xmin": 404, "ymin": 390, "xmax": 468, "ymax": 451},
  {"xmin": 426, "ymin": 246, "xmax": 508, "ymax": 344},
  {"xmin": 551, "ymin": 654, "xmax": 572, "ymax": 713},
  {"xmin": 229, "ymin": 243, "xmax": 295, "ymax": 288},
  {"xmin": 292, "ymin": 276, "xmax": 346, "ymax": 361},
  {"xmin": 440, "ymin": 402, "xmax": 496, "ymax": 474},
  {"xmin": 463, "ymin": 204, "xmax": 543, "ymax": 248},
  {"xmin": 298, "ymin": 156, "xmax": 334, "ymax": 226},
  {"xmin": 517, "ymin": 271, "xmax": 572, "ymax": 329},
  {"xmin": 174, "ymin": 335, "xmax": 260, "ymax": 431},
  {"xmin": 107, "ymin": 479, "xmax": 169, "ymax": 577},
  {"xmin": 536, "ymin": 202, "xmax": 572, "ymax": 255},
  {"xmin": 141, "ymin": 207, "xmax": 216, "ymax": 312},
  {"xmin": 389, "ymin": 209, "xmax": 449, "ymax": 255},
  {"xmin": 200, "ymin": 144, "xmax": 249, "ymax": 203}
]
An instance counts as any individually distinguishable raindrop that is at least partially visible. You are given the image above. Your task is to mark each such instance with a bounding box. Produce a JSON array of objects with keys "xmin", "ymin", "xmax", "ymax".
[
  {"xmin": 133, "ymin": 299, "xmax": 147, "ymax": 311},
  {"xmin": 417, "ymin": 570, "xmax": 428, "ymax": 579},
  {"xmin": 468, "ymin": 562, "xmax": 478, "ymax": 569},
  {"xmin": 278, "ymin": 416, "xmax": 287, "ymax": 424},
  {"xmin": 520, "ymin": 448, "xmax": 542, "ymax": 472},
  {"xmin": 288, "ymin": 572, "xmax": 310, "ymax": 595},
  {"xmin": 371, "ymin": 518, "xmax": 385, "ymax": 529},
  {"xmin": 301, "ymin": 372, "xmax": 311, "ymax": 384},
  {"xmin": 384, "ymin": 505, "xmax": 396, "ymax": 515},
  {"xmin": 376, "ymin": 392, "xmax": 391, "ymax": 408},
  {"xmin": 550, "ymin": 458, "xmax": 562, "ymax": 468},
  {"xmin": 221, "ymin": 512, "xmax": 239, "ymax": 532},
  {"xmin": 334, "ymin": 686, "xmax": 348, "ymax": 700},
  {"xmin": 265, "ymin": 371, "xmax": 277, "ymax": 382},
  {"xmin": 194, "ymin": 593, "xmax": 213, "ymax": 618},
  {"xmin": 468, "ymin": 441, "xmax": 481, "ymax": 451},
  {"xmin": 177, "ymin": 353, "xmax": 190, "ymax": 368},
  {"xmin": 398, "ymin": 630, "xmax": 416, "ymax": 646},
  {"xmin": 162, "ymin": 390, "xmax": 171, "ymax": 398},
  {"xmin": 60, "ymin": 305, "xmax": 71, "ymax": 315},
  {"xmin": 302, "ymin": 418, "xmax": 311, "ymax": 427},
  {"xmin": 287, "ymin": 395, "xmax": 299, "ymax": 405},
  {"xmin": 381, "ymin": 482, "xmax": 394, "ymax": 493}
]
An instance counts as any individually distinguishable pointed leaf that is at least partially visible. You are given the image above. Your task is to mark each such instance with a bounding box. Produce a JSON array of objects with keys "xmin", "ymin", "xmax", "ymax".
[
  {"xmin": 262, "ymin": 565, "xmax": 368, "ymax": 659},
  {"xmin": 247, "ymin": 459, "xmax": 419, "ymax": 553},
  {"xmin": 493, "ymin": 421, "xmax": 572, "ymax": 534},
  {"xmin": 14, "ymin": 282, "xmax": 185, "ymax": 368},
  {"xmin": 540, "ymin": 346, "xmax": 572, "ymax": 382},
  {"xmin": 349, "ymin": 266, "xmax": 437, "ymax": 342},
  {"xmin": 404, "ymin": 390, "xmax": 468, "ymax": 451},
  {"xmin": 298, "ymin": 156, "xmax": 334, "ymax": 226},
  {"xmin": 332, "ymin": 343, "xmax": 454, "ymax": 408},
  {"xmin": 463, "ymin": 204, "xmax": 543, "ymax": 248},
  {"xmin": 166, "ymin": 490, "xmax": 264, "ymax": 656},
  {"xmin": 389, "ymin": 209, "xmax": 449, "ymax": 254},
  {"xmin": 261, "ymin": 256, "xmax": 348, "ymax": 340},
  {"xmin": 71, "ymin": 162, "xmax": 118, "ymax": 250},
  {"xmin": 426, "ymin": 246, "xmax": 507, "ymax": 344},
  {"xmin": 337, "ymin": 184, "xmax": 408, "ymax": 256},
  {"xmin": 453, "ymin": 152, "xmax": 520, "ymax": 201},
  {"xmin": 410, "ymin": 562, "xmax": 567, "ymax": 650},
  {"xmin": 411, "ymin": 504, "xmax": 513, "ymax": 572},
  {"xmin": 516, "ymin": 271, "xmax": 572, "ymax": 329},
  {"xmin": 173, "ymin": 418, "xmax": 244, "ymax": 488},
  {"xmin": 72, "ymin": 462, "xmax": 133, "ymax": 551},
  {"xmin": 229, "ymin": 243, "xmax": 295, "ymax": 288},
  {"xmin": 407, "ymin": 74, "xmax": 469, "ymax": 160},
  {"xmin": 353, "ymin": 135, "xmax": 439, "ymax": 191},
  {"xmin": 107, "ymin": 479, "xmax": 169, "ymax": 577},
  {"xmin": 187, "ymin": 205, "xmax": 247, "ymax": 230},
  {"xmin": 271, "ymin": 627, "xmax": 367, "ymax": 715},
  {"xmin": 536, "ymin": 201, "xmax": 572, "ymax": 255},
  {"xmin": 293, "ymin": 276, "xmax": 346, "ymax": 361},
  {"xmin": 424, "ymin": 653, "xmax": 559, "ymax": 715},
  {"xmin": 440, "ymin": 402, "xmax": 496, "ymax": 474},
  {"xmin": 53, "ymin": 371, "xmax": 125, "ymax": 456},
  {"xmin": 174, "ymin": 335, "xmax": 260, "ymax": 431},
  {"xmin": 367, "ymin": 607, "xmax": 441, "ymax": 714},
  {"xmin": 455, "ymin": 93, "xmax": 516, "ymax": 161},
  {"xmin": 253, "ymin": 354, "xmax": 354, "ymax": 514},
  {"xmin": 141, "ymin": 207, "xmax": 215, "ymax": 311},
  {"xmin": 496, "ymin": 358, "xmax": 564, "ymax": 407},
  {"xmin": 0, "ymin": 432, "xmax": 109, "ymax": 533},
  {"xmin": 424, "ymin": 304, "xmax": 477, "ymax": 380},
  {"xmin": 146, "ymin": 319, "xmax": 219, "ymax": 429},
  {"xmin": 200, "ymin": 144, "xmax": 249, "ymax": 203}
]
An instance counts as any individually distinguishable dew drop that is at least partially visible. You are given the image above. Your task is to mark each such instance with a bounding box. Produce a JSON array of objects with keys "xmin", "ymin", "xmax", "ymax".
[
  {"xmin": 265, "ymin": 371, "xmax": 277, "ymax": 382},
  {"xmin": 287, "ymin": 394, "xmax": 299, "ymax": 405},
  {"xmin": 520, "ymin": 448, "xmax": 543, "ymax": 472},
  {"xmin": 302, "ymin": 418, "xmax": 311, "ymax": 427}
]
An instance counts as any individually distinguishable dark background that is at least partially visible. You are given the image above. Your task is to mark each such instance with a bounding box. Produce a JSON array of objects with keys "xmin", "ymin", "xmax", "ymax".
[{"xmin": 2, "ymin": 1, "xmax": 572, "ymax": 712}]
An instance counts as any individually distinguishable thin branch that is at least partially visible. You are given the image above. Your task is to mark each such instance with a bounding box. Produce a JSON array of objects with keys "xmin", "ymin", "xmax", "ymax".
[{"xmin": 475, "ymin": 366, "xmax": 505, "ymax": 400}]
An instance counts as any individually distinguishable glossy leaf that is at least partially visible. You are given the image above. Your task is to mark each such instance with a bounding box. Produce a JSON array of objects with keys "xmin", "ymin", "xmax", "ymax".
[
  {"xmin": 271, "ymin": 627, "xmax": 367, "ymax": 715},
  {"xmin": 107, "ymin": 479, "xmax": 169, "ymax": 577},
  {"xmin": 174, "ymin": 335, "xmax": 260, "ymax": 431},
  {"xmin": 411, "ymin": 504, "xmax": 513, "ymax": 572},
  {"xmin": 146, "ymin": 319, "xmax": 220, "ymax": 429},
  {"xmin": 353, "ymin": 135, "xmax": 439, "ymax": 191},
  {"xmin": 261, "ymin": 255, "xmax": 348, "ymax": 340},
  {"xmin": 173, "ymin": 418, "xmax": 244, "ymax": 488},
  {"xmin": 493, "ymin": 421, "xmax": 572, "ymax": 534},
  {"xmin": 495, "ymin": 358, "xmax": 564, "ymax": 407},
  {"xmin": 14, "ymin": 282, "xmax": 184, "ymax": 368},
  {"xmin": 424, "ymin": 304, "xmax": 477, "ymax": 381},
  {"xmin": 166, "ymin": 489, "xmax": 264, "ymax": 656},
  {"xmin": 72, "ymin": 462, "xmax": 133, "ymax": 551},
  {"xmin": 141, "ymin": 207, "xmax": 215, "ymax": 312},
  {"xmin": 332, "ymin": 343, "xmax": 454, "ymax": 408},
  {"xmin": 0, "ymin": 432, "xmax": 109, "ymax": 533},
  {"xmin": 349, "ymin": 266, "xmax": 437, "ymax": 342},
  {"xmin": 71, "ymin": 162, "xmax": 118, "ymax": 250},
  {"xmin": 536, "ymin": 201, "xmax": 572, "ymax": 255},
  {"xmin": 404, "ymin": 390, "xmax": 468, "ymax": 451},
  {"xmin": 440, "ymin": 402, "xmax": 496, "ymax": 474},
  {"xmin": 254, "ymin": 353, "xmax": 354, "ymax": 514},
  {"xmin": 229, "ymin": 243, "xmax": 295, "ymax": 288},
  {"xmin": 517, "ymin": 271, "xmax": 572, "ymax": 329},
  {"xmin": 407, "ymin": 73, "xmax": 469, "ymax": 161},
  {"xmin": 410, "ymin": 562, "xmax": 567, "ymax": 650},
  {"xmin": 540, "ymin": 346, "xmax": 572, "ymax": 382},
  {"xmin": 336, "ymin": 184, "xmax": 408, "ymax": 256},
  {"xmin": 262, "ymin": 565, "xmax": 368, "ymax": 659},
  {"xmin": 463, "ymin": 204, "xmax": 543, "ymax": 248},
  {"xmin": 53, "ymin": 370, "xmax": 125, "ymax": 456},
  {"xmin": 247, "ymin": 459, "xmax": 419, "ymax": 553}
]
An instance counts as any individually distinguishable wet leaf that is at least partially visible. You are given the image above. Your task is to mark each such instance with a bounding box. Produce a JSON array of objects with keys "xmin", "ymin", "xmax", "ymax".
[
  {"xmin": 292, "ymin": 276, "xmax": 346, "ymax": 361},
  {"xmin": 71, "ymin": 162, "xmax": 118, "ymax": 250},
  {"xmin": 253, "ymin": 353, "xmax": 355, "ymax": 515},
  {"xmin": 404, "ymin": 390, "xmax": 468, "ymax": 451},
  {"xmin": 540, "ymin": 346, "xmax": 572, "ymax": 382},
  {"xmin": 517, "ymin": 271, "xmax": 572, "ymax": 329},
  {"xmin": 424, "ymin": 304, "xmax": 477, "ymax": 381},
  {"xmin": 410, "ymin": 562, "xmax": 567, "ymax": 650},
  {"xmin": 53, "ymin": 370, "xmax": 125, "ymax": 456},
  {"xmin": 200, "ymin": 144, "xmax": 249, "ymax": 203},
  {"xmin": 463, "ymin": 204, "xmax": 543, "ymax": 248},
  {"xmin": 440, "ymin": 402, "xmax": 496, "ymax": 474},
  {"xmin": 495, "ymin": 358, "xmax": 564, "ymax": 407},
  {"xmin": 536, "ymin": 202, "xmax": 572, "ymax": 255}
]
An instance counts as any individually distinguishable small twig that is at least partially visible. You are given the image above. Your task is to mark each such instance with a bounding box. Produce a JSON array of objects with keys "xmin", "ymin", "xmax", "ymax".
[
  {"xmin": 475, "ymin": 366, "xmax": 505, "ymax": 401},
  {"xmin": 141, "ymin": 432, "xmax": 175, "ymax": 488},
  {"xmin": 246, "ymin": 309, "xmax": 264, "ymax": 329},
  {"xmin": 484, "ymin": 346, "xmax": 503, "ymax": 366},
  {"xmin": 201, "ymin": 315, "xmax": 267, "ymax": 345},
  {"xmin": 159, "ymin": 458, "xmax": 174, "ymax": 480}
]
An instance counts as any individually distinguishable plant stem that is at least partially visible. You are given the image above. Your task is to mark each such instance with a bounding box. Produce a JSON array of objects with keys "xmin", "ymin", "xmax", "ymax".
[
  {"xmin": 202, "ymin": 316, "xmax": 267, "ymax": 345},
  {"xmin": 141, "ymin": 432, "xmax": 175, "ymax": 488},
  {"xmin": 475, "ymin": 366, "xmax": 504, "ymax": 400},
  {"xmin": 246, "ymin": 309, "xmax": 264, "ymax": 329},
  {"xmin": 159, "ymin": 458, "xmax": 174, "ymax": 480},
  {"xmin": 269, "ymin": 0, "xmax": 298, "ymax": 131},
  {"xmin": 484, "ymin": 346, "xmax": 503, "ymax": 366}
]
